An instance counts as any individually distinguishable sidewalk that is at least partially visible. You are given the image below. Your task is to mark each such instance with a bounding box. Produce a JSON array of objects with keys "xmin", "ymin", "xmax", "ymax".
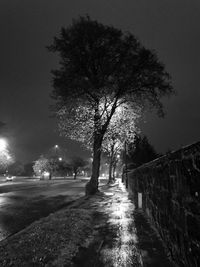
[
  {"xmin": 71, "ymin": 179, "xmax": 173, "ymax": 267},
  {"xmin": 0, "ymin": 179, "xmax": 173, "ymax": 266}
]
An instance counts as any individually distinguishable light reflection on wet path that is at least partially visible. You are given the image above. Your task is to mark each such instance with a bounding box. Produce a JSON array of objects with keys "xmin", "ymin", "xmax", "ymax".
[{"xmin": 98, "ymin": 180, "xmax": 142, "ymax": 267}]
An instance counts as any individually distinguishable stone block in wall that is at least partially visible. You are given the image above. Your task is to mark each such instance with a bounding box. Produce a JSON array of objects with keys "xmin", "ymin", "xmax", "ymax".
[
  {"xmin": 186, "ymin": 200, "xmax": 200, "ymax": 216},
  {"xmin": 194, "ymin": 155, "xmax": 200, "ymax": 170},
  {"xmin": 187, "ymin": 214, "xmax": 200, "ymax": 241},
  {"xmin": 185, "ymin": 240, "xmax": 200, "ymax": 267},
  {"xmin": 189, "ymin": 241, "xmax": 200, "ymax": 266},
  {"xmin": 127, "ymin": 141, "xmax": 200, "ymax": 267}
]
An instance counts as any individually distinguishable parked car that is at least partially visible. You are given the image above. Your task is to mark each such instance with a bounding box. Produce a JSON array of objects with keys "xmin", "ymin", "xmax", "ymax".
[{"xmin": 6, "ymin": 175, "xmax": 14, "ymax": 181}]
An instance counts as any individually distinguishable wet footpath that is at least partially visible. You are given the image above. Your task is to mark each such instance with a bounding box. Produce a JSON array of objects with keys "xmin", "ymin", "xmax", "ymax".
[{"xmin": 71, "ymin": 179, "xmax": 173, "ymax": 267}]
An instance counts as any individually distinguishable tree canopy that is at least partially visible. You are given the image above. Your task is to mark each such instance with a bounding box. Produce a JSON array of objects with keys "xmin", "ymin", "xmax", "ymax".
[
  {"xmin": 48, "ymin": 16, "xmax": 173, "ymax": 194},
  {"xmin": 127, "ymin": 135, "xmax": 159, "ymax": 168},
  {"xmin": 69, "ymin": 156, "xmax": 87, "ymax": 179}
]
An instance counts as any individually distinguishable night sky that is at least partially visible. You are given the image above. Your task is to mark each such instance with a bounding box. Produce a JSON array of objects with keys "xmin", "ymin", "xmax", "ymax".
[{"xmin": 0, "ymin": 0, "xmax": 200, "ymax": 163}]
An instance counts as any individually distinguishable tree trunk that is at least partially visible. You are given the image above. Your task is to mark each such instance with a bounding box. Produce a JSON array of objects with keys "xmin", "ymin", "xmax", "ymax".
[
  {"xmin": 108, "ymin": 144, "xmax": 115, "ymax": 184},
  {"xmin": 108, "ymin": 159, "xmax": 113, "ymax": 183},
  {"xmin": 108, "ymin": 160, "xmax": 115, "ymax": 184},
  {"xmin": 112, "ymin": 163, "xmax": 116, "ymax": 181},
  {"xmin": 85, "ymin": 100, "xmax": 118, "ymax": 195},
  {"xmin": 85, "ymin": 133, "xmax": 103, "ymax": 195}
]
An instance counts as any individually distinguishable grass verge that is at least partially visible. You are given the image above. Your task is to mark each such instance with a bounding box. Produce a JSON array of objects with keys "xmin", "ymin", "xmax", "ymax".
[{"xmin": 0, "ymin": 208, "xmax": 93, "ymax": 267}]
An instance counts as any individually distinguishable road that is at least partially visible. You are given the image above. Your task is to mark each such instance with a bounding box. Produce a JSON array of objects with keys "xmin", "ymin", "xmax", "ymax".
[{"xmin": 0, "ymin": 177, "xmax": 89, "ymax": 242}]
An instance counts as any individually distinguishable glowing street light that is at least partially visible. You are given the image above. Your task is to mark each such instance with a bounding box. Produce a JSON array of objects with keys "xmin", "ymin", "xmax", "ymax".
[
  {"xmin": 0, "ymin": 138, "xmax": 7, "ymax": 152},
  {"xmin": 58, "ymin": 157, "xmax": 62, "ymax": 161},
  {"xmin": 54, "ymin": 144, "xmax": 59, "ymax": 155}
]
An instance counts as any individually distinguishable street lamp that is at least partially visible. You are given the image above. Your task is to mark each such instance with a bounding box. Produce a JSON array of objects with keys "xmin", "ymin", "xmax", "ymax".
[
  {"xmin": 0, "ymin": 138, "xmax": 7, "ymax": 152},
  {"xmin": 54, "ymin": 144, "xmax": 59, "ymax": 157}
]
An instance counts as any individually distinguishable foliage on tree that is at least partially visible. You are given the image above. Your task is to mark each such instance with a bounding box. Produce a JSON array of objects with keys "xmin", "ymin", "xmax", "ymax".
[
  {"xmin": 58, "ymin": 104, "xmax": 139, "ymax": 183},
  {"xmin": 69, "ymin": 156, "xmax": 87, "ymax": 179},
  {"xmin": 55, "ymin": 160, "xmax": 72, "ymax": 176},
  {"xmin": 33, "ymin": 156, "xmax": 49, "ymax": 176},
  {"xmin": 102, "ymin": 105, "xmax": 139, "ymax": 183},
  {"xmin": 0, "ymin": 147, "xmax": 13, "ymax": 173},
  {"xmin": 8, "ymin": 161, "xmax": 24, "ymax": 176},
  {"xmin": 33, "ymin": 154, "xmax": 72, "ymax": 178},
  {"xmin": 48, "ymin": 16, "xmax": 173, "ymax": 195},
  {"xmin": 33, "ymin": 156, "xmax": 57, "ymax": 178},
  {"xmin": 23, "ymin": 162, "xmax": 34, "ymax": 176},
  {"xmin": 127, "ymin": 135, "xmax": 159, "ymax": 168}
]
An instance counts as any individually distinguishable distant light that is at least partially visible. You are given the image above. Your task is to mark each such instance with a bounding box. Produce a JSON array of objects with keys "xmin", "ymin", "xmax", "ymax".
[
  {"xmin": 6, "ymin": 155, "xmax": 11, "ymax": 160},
  {"xmin": 0, "ymin": 139, "xmax": 7, "ymax": 151},
  {"xmin": 43, "ymin": 171, "xmax": 50, "ymax": 177},
  {"xmin": 55, "ymin": 145, "xmax": 58, "ymax": 148},
  {"xmin": 59, "ymin": 157, "xmax": 62, "ymax": 161},
  {"xmin": 138, "ymin": 192, "xmax": 143, "ymax": 208}
]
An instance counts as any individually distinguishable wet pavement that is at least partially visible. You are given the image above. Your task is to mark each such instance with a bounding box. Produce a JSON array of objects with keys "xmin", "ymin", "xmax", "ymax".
[
  {"xmin": 72, "ymin": 179, "xmax": 173, "ymax": 267},
  {"xmin": 98, "ymin": 182, "xmax": 142, "ymax": 267},
  {"xmin": 0, "ymin": 178, "xmax": 88, "ymax": 241}
]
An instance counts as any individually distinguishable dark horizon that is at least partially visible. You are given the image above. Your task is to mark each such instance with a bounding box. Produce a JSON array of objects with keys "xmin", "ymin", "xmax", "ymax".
[{"xmin": 0, "ymin": 0, "xmax": 200, "ymax": 163}]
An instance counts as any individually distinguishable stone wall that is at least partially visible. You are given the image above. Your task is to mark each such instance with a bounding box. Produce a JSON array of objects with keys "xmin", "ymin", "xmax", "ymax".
[{"xmin": 127, "ymin": 141, "xmax": 200, "ymax": 267}]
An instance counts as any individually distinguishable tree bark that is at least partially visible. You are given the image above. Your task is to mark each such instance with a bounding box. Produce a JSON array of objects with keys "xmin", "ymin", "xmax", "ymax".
[
  {"xmin": 85, "ymin": 132, "xmax": 103, "ymax": 195},
  {"xmin": 108, "ymin": 144, "xmax": 115, "ymax": 184},
  {"xmin": 112, "ymin": 163, "xmax": 116, "ymax": 181},
  {"xmin": 85, "ymin": 100, "xmax": 118, "ymax": 195},
  {"xmin": 108, "ymin": 159, "xmax": 113, "ymax": 183}
]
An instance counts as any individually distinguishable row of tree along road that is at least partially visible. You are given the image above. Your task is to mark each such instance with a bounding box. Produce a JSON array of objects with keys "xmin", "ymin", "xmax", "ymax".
[
  {"xmin": 33, "ymin": 155, "xmax": 88, "ymax": 180},
  {"xmin": 47, "ymin": 16, "xmax": 174, "ymax": 194},
  {"xmin": 0, "ymin": 132, "xmax": 159, "ymax": 181}
]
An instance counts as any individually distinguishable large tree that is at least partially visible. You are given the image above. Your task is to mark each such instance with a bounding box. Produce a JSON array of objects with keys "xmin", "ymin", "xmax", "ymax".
[{"xmin": 48, "ymin": 16, "xmax": 173, "ymax": 195}]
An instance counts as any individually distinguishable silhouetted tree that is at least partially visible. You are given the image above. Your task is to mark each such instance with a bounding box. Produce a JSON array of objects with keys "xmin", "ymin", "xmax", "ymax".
[
  {"xmin": 8, "ymin": 161, "xmax": 24, "ymax": 176},
  {"xmin": 23, "ymin": 162, "xmax": 34, "ymax": 176},
  {"xmin": 127, "ymin": 135, "xmax": 159, "ymax": 167},
  {"xmin": 48, "ymin": 16, "xmax": 173, "ymax": 195},
  {"xmin": 69, "ymin": 157, "xmax": 87, "ymax": 179}
]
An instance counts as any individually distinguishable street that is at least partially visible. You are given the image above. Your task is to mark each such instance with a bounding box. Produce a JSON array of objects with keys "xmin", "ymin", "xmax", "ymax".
[{"xmin": 0, "ymin": 177, "xmax": 89, "ymax": 242}]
